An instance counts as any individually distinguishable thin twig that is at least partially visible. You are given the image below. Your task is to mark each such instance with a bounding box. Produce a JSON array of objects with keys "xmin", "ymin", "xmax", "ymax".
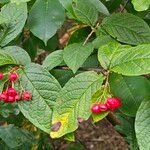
[
  {"xmin": 83, "ymin": 22, "xmax": 100, "ymax": 45},
  {"xmin": 120, "ymin": 0, "xmax": 129, "ymax": 12}
]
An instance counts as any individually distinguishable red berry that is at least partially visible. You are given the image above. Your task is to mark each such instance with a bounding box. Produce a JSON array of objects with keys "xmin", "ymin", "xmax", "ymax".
[
  {"xmin": 7, "ymin": 88, "xmax": 17, "ymax": 96},
  {"xmin": 99, "ymin": 104, "xmax": 108, "ymax": 112},
  {"xmin": 106, "ymin": 97, "xmax": 121, "ymax": 111},
  {"xmin": 91, "ymin": 104, "xmax": 101, "ymax": 113},
  {"xmin": 6, "ymin": 96, "xmax": 15, "ymax": 103},
  {"xmin": 22, "ymin": 91, "xmax": 32, "ymax": 101},
  {"xmin": 0, "ymin": 73, "xmax": 4, "ymax": 80},
  {"xmin": 9, "ymin": 72, "xmax": 18, "ymax": 82},
  {"xmin": 15, "ymin": 94, "xmax": 21, "ymax": 101},
  {"xmin": 0, "ymin": 92, "xmax": 8, "ymax": 101}
]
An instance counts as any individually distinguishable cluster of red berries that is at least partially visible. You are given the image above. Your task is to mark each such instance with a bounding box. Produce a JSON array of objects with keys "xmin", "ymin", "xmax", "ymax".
[
  {"xmin": 0, "ymin": 72, "xmax": 32, "ymax": 103},
  {"xmin": 91, "ymin": 97, "xmax": 121, "ymax": 114}
]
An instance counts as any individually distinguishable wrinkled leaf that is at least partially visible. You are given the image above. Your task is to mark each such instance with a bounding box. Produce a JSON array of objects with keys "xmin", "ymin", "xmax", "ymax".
[
  {"xmin": 132, "ymin": 0, "xmax": 150, "ymax": 11},
  {"xmin": 18, "ymin": 63, "xmax": 61, "ymax": 133},
  {"xmin": 0, "ymin": 3, "xmax": 27, "ymax": 46},
  {"xmin": 28, "ymin": 0, "xmax": 65, "ymax": 45},
  {"xmin": 50, "ymin": 71, "xmax": 104, "ymax": 138},
  {"xmin": 135, "ymin": 99, "xmax": 150, "ymax": 150},
  {"xmin": 43, "ymin": 50, "xmax": 63, "ymax": 70},
  {"xmin": 101, "ymin": 13, "xmax": 150, "ymax": 45},
  {"xmin": 98, "ymin": 42, "xmax": 150, "ymax": 76},
  {"xmin": 63, "ymin": 43, "xmax": 94, "ymax": 73},
  {"xmin": 109, "ymin": 73, "xmax": 150, "ymax": 116}
]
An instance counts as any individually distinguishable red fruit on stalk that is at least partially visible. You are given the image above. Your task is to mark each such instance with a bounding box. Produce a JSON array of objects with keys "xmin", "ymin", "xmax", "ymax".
[
  {"xmin": 91, "ymin": 103, "xmax": 108, "ymax": 114},
  {"xmin": 91, "ymin": 104, "xmax": 101, "ymax": 113},
  {"xmin": 106, "ymin": 97, "xmax": 121, "ymax": 111},
  {"xmin": 9, "ymin": 72, "xmax": 18, "ymax": 82},
  {"xmin": 0, "ymin": 73, "xmax": 4, "ymax": 80},
  {"xmin": 22, "ymin": 91, "xmax": 32, "ymax": 101},
  {"xmin": 99, "ymin": 104, "xmax": 108, "ymax": 112},
  {"xmin": 7, "ymin": 88, "xmax": 17, "ymax": 96},
  {"xmin": 0, "ymin": 92, "xmax": 7, "ymax": 101},
  {"xmin": 6, "ymin": 96, "xmax": 16, "ymax": 103}
]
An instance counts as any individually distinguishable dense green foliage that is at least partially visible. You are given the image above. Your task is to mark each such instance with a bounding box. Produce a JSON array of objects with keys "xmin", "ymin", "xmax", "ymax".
[{"xmin": 0, "ymin": 0, "xmax": 150, "ymax": 149}]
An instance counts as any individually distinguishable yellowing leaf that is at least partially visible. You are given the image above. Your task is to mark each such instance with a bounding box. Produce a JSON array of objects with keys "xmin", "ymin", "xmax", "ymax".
[{"xmin": 50, "ymin": 71, "xmax": 104, "ymax": 138}]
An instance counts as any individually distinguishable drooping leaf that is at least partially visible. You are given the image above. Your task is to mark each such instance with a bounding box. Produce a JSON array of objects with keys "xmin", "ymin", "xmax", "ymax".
[
  {"xmin": 0, "ymin": 125, "xmax": 34, "ymax": 148},
  {"xmin": 0, "ymin": 3, "xmax": 27, "ymax": 46},
  {"xmin": 135, "ymin": 99, "xmax": 150, "ymax": 150},
  {"xmin": 63, "ymin": 43, "xmax": 94, "ymax": 73},
  {"xmin": 73, "ymin": 0, "xmax": 99, "ymax": 26},
  {"xmin": 18, "ymin": 63, "xmax": 61, "ymax": 133},
  {"xmin": 109, "ymin": 73, "xmax": 150, "ymax": 116},
  {"xmin": 101, "ymin": 13, "xmax": 150, "ymax": 45},
  {"xmin": 43, "ymin": 50, "xmax": 63, "ymax": 70},
  {"xmin": 0, "ymin": 46, "xmax": 31, "ymax": 67},
  {"xmin": 50, "ymin": 71, "xmax": 104, "ymax": 138},
  {"xmin": 132, "ymin": 0, "xmax": 150, "ymax": 11},
  {"xmin": 98, "ymin": 42, "xmax": 150, "ymax": 76},
  {"xmin": 28, "ymin": 0, "xmax": 65, "ymax": 45}
]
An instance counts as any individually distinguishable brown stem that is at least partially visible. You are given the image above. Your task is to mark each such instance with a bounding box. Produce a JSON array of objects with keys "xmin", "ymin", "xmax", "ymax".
[{"xmin": 83, "ymin": 22, "xmax": 100, "ymax": 45}]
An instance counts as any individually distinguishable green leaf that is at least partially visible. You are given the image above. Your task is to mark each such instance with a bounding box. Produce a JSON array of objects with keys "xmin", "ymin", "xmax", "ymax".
[
  {"xmin": 22, "ymin": 36, "xmax": 37, "ymax": 60},
  {"xmin": 73, "ymin": 0, "xmax": 98, "ymax": 26},
  {"xmin": 0, "ymin": 46, "xmax": 31, "ymax": 67},
  {"xmin": 0, "ymin": 125, "xmax": 34, "ymax": 148},
  {"xmin": 132, "ymin": 0, "xmax": 150, "ymax": 11},
  {"xmin": 89, "ymin": 0, "xmax": 109, "ymax": 16},
  {"xmin": 91, "ymin": 88, "xmax": 110, "ymax": 123},
  {"xmin": 115, "ymin": 114, "xmax": 139, "ymax": 150},
  {"xmin": 43, "ymin": 50, "xmax": 63, "ymax": 70},
  {"xmin": 50, "ymin": 69, "xmax": 76, "ymax": 87},
  {"xmin": 98, "ymin": 42, "xmax": 150, "ymax": 76},
  {"xmin": 64, "ymin": 133, "xmax": 75, "ymax": 142},
  {"xmin": 28, "ymin": 0, "xmax": 65, "ymax": 45},
  {"xmin": 0, "ymin": 3, "xmax": 27, "ymax": 46},
  {"xmin": 92, "ymin": 35, "xmax": 114, "ymax": 49},
  {"xmin": 109, "ymin": 73, "xmax": 150, "ymax": 116},
  {"xmin": 18, "ymin": 63, "xmax": 61, "ymax": 133},
  {"xmin": 101, "ymin": 13, "xmax": 150, "ymax": 45},
  {"xmin": 68, "ymin": 27, "xmax": 93, "ymax": 44},
  {"xmin": 135, "ymin": 99, "xmax": 150, "ymax": 150},
  {"xmin": 11, "ymin": 0, "xmax": 30, "ymax": 4},
  {"xmin": 63, "ymin": 43, "xmax": 94, "ymax": 73},
  {"xmin": 50, "ymin": 71, "xmax": 104, "ymax": 138}
]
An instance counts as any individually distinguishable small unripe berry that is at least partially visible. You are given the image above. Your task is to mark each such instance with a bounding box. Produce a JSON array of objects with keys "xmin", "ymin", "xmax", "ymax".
[
  {"xmin": 0, "ymin": 73, "xmax": 4, "ymax": 80},
  {"xmin": 22, "ymin": 91, "xmax": 32, "ymax": 101},
  {"xmin": 9, "ymin": 72, "xmax": 18, "ymax": 82},
  {"xmin": 106, "ymin": 97, "xmax": 121, "ymax": 111},
  {"xmin": 7, "ymin": 88, "xmax": 17, "ymax": 96},
  {"xmin": 91, "ymin": 104, "xmax": 101, "ymax": 113}
]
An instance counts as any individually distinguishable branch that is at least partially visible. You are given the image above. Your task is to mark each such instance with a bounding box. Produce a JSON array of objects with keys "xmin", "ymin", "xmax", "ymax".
[{"xmin": 83, "ymin": 22, "xmax": 100, "ymax": 45}]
